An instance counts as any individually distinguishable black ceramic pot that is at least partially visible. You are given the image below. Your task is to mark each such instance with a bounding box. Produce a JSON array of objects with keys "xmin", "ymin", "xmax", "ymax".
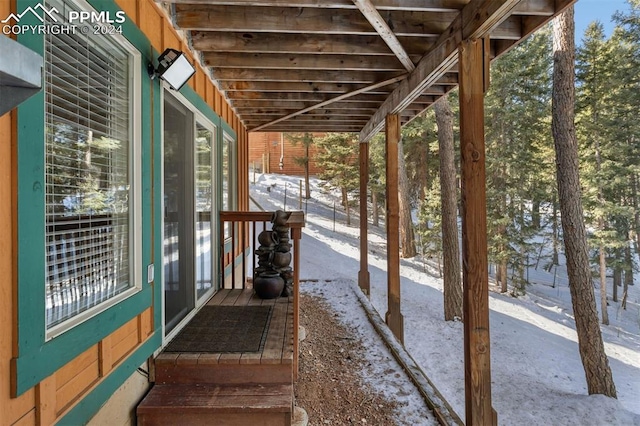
[
  {"xmin": 272, "ymin": 250, "xmax": 292, "ymax": 268},
  {"xmin": 254, "ymin": 271, "xmax": 285, "ymax": 299},
  {"xmin": 271, "ymin": 210, "xmax": 291, "ymax": 226},
  {"xmin": 257, "ymin": 230, "xmax": 279, "ymax": 247}
]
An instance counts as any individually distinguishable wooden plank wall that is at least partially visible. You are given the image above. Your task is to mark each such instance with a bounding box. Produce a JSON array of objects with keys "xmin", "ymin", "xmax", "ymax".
[
  {"xmin": 0, "ymin": 0, "xmax": 249, "ymax": 423},
  {"xmin": 248, "ymin": 132, "xmax": 323, "ymax": 176}
]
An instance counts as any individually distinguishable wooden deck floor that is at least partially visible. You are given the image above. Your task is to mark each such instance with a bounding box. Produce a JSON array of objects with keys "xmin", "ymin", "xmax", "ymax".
[{"xmin": 155, "ymin": 289, "xmax": 294, "ymax": 368}]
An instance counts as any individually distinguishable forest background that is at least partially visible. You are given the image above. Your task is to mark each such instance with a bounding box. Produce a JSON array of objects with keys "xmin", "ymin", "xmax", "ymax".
[{"xmin": 289, "ymin": 1, "xmax": 640, "ymax": 323}]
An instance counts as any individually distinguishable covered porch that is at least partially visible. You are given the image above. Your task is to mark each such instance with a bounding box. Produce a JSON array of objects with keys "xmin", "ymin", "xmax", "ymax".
[
  {"xmin": 138, "ymin": 211, "xmax": 304, "ymax": 425},
  {"xmin": 143, "ymin": 0, "xmax": 577, "ymax": 424}
]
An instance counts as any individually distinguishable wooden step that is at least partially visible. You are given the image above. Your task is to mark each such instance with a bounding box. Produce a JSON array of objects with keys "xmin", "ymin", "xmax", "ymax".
[
  {"xmin": 137, "ymin": 383, "xmax": 293, "ymax": 426},
  {"xmin": 154, "ymin": 354, "xmax": 292, "ymax": 385}
]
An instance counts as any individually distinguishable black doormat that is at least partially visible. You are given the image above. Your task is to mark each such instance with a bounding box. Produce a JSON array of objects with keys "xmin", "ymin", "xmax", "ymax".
[{"xmin": 164, "ymin": 305, "xmax": 273, "ymax": 353}]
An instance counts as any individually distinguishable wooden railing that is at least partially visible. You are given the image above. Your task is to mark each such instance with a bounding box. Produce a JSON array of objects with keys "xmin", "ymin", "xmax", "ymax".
[
  {"xmin": 219, "ymin": 210, "xmax": 305, "ymax": 378},
  {"xmin": 45, "ymin": 214, "xmax": 128, "ymax": 328}
]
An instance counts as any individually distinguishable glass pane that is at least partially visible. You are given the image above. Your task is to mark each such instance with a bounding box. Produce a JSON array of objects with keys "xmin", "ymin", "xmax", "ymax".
[
  {"xmin": 196, "ymin": 123, "xmax": 213, "ymax": 299},
  {"xmin": 222, "ymin": 137, "xmax": 231, "ymax": 237},
  {"xmin": 44, "ymin": 0, "xmax": 132, "ymax": 329},
  {"xmin": 163, "ymin": 97, "xmax": 194, "ymax": 332}
]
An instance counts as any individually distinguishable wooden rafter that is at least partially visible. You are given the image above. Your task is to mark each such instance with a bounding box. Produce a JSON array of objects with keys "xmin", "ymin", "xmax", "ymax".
[
  {"xmin": 167, "ymin": 0, "xmax": 573, "ymax": 137},
  {"xmin": 351, "ymin": 0, "xmax": 416, "ymax": 71}
]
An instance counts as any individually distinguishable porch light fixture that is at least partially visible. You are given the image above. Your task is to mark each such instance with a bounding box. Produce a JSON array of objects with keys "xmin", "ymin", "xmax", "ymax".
[{"xmin": 148, "ymin": 48, "xmax": 195, "ymax": 91}]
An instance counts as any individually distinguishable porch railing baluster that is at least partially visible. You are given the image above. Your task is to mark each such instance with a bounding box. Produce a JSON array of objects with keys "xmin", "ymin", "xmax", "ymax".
[{"xmin": 219, "ymin": 210, "xmax": 304, "ymax": 376}]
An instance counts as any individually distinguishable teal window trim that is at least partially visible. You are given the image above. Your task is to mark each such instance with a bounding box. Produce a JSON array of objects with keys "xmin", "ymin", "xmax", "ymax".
[{"xmin": 13, "ymin": 0, "xmax": 158, "ymax": 396}]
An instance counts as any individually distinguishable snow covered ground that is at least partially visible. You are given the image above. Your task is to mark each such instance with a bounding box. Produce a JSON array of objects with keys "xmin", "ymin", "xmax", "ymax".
[{"xmin": 250, "ymin": 173, "xmax": 640, "ymax": 425}]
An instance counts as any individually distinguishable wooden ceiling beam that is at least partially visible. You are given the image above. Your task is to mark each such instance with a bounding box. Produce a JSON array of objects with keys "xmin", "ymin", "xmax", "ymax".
[
  {"xmin": 191, "ymin": 32, "xmax": 435, "ymax": 56},
  {"xmin": 351, "ymin": 0, "xmax": 415, "ymax": 71},
  {"xmin": 217, "ymin": 74, "xmax": 456, "ymax": 92},
  {"xmin": 246, "ymin": 117, "xmax": 371, "ymax": 124},
  {"xmin": 212, "ymin": 68, "xmax": 406, "ymax": 83},
  {"xmin": 252, "ymin": 127, "xmax": 364, "ymax": 132},
  {"xmin": 163, "ymin": 0, "xmax": 468, "ymax": 13},
  {"xmin": 240, "ymin": 109, "xmax": 379, "ymax": 118},
  {"xmin": 360, "ymin": 0, "xmax": 525, "ymax": 142},
  {"xmin": 174, "ymin": 5, "xmax": 457, "ymax": 36},
  {"xmin": 204, "ymin": 52, "xmax": 409, "ymax": 71},
  {"xmin": 512, "ymin": 0, "xmax": 554, "ymax": 16},
  {"xmin": 252, "ymin": 74, "xmax": 406, "ymax": 131},
  {"xmin": 227, "ymin": 92, "xmax": 387, "ymax": 102},
  {"xmin": 225, "ymin": 89, "xmax": 444, "ymax": 102},
  {"xmin": 218, "ymin": 80, "xmax": 389, "ymax": 93},
  {"xmin": 232, "ymin": 100, "xmax": 383, "ymax": 109}
]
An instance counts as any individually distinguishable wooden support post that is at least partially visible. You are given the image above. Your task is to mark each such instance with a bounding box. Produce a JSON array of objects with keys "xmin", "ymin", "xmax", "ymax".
[
  {"xmin": 291, "ymin": 226, "xmax": 302, "ymax": 381},
  {"xmin": 458, "ymin": 38, "xmax": 495, "ymax": 426},
  {"xmin": 358, "ymin": 142, "xmax": 371, "ymax": 296},
  {"xmin": 384, "ymin": 114, "xmax": 403, "ymax": 343}
]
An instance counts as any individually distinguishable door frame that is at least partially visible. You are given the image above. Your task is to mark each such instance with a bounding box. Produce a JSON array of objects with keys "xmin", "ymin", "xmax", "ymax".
[{"xmin": 160, "ymin": 87, "xmax": 220, "ymax": 343}]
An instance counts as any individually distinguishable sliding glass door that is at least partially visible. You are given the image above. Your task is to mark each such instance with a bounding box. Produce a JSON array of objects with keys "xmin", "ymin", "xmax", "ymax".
[
  {"xmin": 163, "ymin": 94, "xmax": 195, "ymax": 333},
  {"xmin": 195, "ymin": 123, "xmax": 215, "ymax": 300},
  {"xmin": 163, "ymin": 91, "xmax": 218, "ymax": 336}
]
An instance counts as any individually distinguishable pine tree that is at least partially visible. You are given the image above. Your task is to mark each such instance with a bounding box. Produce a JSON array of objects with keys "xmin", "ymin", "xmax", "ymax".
[
  {"xmin": 434, "ymin": 94, "xmax": 463, "ymax": 320},
  {"xmin": 612, "ymin": 1, "xmax": 640, "ymax": 271},
  {"xmin": 313, "ymin": 133, "xmax": 360, "ymax": 225},
  {"xmin": 369, "ymin": 134, "xmax": 387, "ymax": 228},
  {"xmin": 576, "ymin": 22, "xmax": 616, "ymax": 325},
  {"xmin": 398, "ymin": 139, "xmax": 417, "ymax": 257},
  {"xmin": 552, "ymin": 6, "xmax": 617, "ymax": 398},
  {"xmin": 284, "ymin": 132, "xmax": 314, "ymax": 199},
  {"xmin": 484, "ymin": 27, "xmax": 554, "ymax": 295},
  {"xmin": 403, "ymin": 111, "xmax": 442, "ymax": 265}
]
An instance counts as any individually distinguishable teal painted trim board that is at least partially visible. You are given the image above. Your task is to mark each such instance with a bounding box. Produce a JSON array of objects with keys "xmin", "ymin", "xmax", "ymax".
[
  {"xmin": 151, "ymin": 72, "xmax": 164, "ymax": 335},
  {"xmin": 57, "ymin": 332, "xmax": 162, "ymax": 426},
  {"xmin": 14, "ymin": 287, "xmax": 153, "ymax": 394}
]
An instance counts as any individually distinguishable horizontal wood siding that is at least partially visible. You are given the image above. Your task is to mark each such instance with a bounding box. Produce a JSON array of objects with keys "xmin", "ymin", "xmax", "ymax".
[
  {"xmin": 110, "ymin": 317, "xmax": 140, "ymax": 367},
  {"xmin": 55, "ymin": 346, "xmax": 100, "ymax": 415},
  {"xmin": 2, "ymin": 0, "xmax": 249, "ymax": 422},
  {"xmin": 12, "ymin": 409, "xmax": 36, "ymax": 426},
  {"xmin": 248, "ymin": 132, "xmax": 323, "ymax": 176}
]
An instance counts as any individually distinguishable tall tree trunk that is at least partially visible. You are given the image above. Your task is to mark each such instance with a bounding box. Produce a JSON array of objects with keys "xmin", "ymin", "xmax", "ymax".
[
  {"xmin": 342, "ymin": 186, "xmax": 350, "ymax": 226},
  {"xmin": 594, "ymin": 110, "xmax": 609, "ymax": 325},
  {"xmin": 598, "ymin": 242, "xmax": 609, "ymax": 325},
  {"xmin": 435, "ymin": 96, "xmax": 462, "ymax": 320},
  {"xmin": 398, "ymin": 139, "xmax": 416, "ymax": 258},
  {"xmin": 372, "ymin": 191, "xmax": 379, "ymax": 227},
  {"xmin": 613, "ymin": 265, "xmax": 621, "ymax": 303},
  {"xmin": 499, "ymin": 259, "xmax": 508, "ymax": 293},
  {"xmin": 632, "ymin": 174, "xmax": 640, "ymax": 264},
  {"xmin": 304, "ymin": 143, "xmax": 311, "ymax": 199},
  {"xmin": 624, "ymin": 244, "xmax": 634, "ymax": 288},
  {"xmin": 552, "ymin": 7, "xmax": 617, "ymax": 398},
  {"xmin": 552, "ymin": 193, "xmax": 560, "ymax": 267},
  {"xmin": 531, "ymin": 200, "xmax": 541, "ymax": 230}
]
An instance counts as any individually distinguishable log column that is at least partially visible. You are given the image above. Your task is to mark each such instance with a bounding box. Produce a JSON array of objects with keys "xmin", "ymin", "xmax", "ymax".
[
  {"xmin": 385, "ymin": 114, "xmax": 403, "ymax": 343},
  {"xmin": 358, "ymin": 142, "xmax": 370, "ymax": 295},
  {"xmin": 459, "ymin": 38, "xmax": 495, "ymax": 426}
]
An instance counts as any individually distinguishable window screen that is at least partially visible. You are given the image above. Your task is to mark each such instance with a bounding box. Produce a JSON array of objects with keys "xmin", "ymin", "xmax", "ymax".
[{"xmin": 44, "ymin": 0, "xmax": 135, "ymax": 329}]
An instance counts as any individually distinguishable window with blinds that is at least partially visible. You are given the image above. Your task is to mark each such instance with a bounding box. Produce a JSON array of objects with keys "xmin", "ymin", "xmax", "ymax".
[{"xmin": 44, "ymin": 0, "xmax": 138, "ymax": 331}]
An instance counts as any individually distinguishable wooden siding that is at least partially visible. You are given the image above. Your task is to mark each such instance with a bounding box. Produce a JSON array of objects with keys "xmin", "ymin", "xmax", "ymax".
[
  {"xmin": 249, "ymin": 132, "xmax": 323, "ymax": 176},
  {"xmin": 1, "ymin": 0, "xmax": 249, "ymax": 422},
  {"xmin": 55, "ymin": 346, "xmax": 100, "ymax": 415},
  {"xmin": 0, "ymin": 73, "xmax": 37, "ymax": 425}
]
